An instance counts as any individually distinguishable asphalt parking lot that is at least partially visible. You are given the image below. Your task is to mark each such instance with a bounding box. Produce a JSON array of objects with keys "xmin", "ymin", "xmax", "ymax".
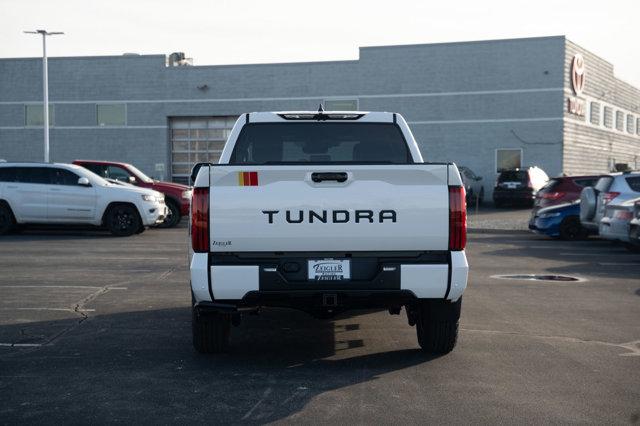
[{"xmin": 0, "ymin": 211, "xmax": 639, "ymax": 424}]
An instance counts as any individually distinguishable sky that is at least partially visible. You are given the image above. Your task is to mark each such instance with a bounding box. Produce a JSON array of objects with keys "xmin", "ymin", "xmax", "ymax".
[{"xmin": 1, "ymin": 0, "xmax": 639, "ymax": 86}]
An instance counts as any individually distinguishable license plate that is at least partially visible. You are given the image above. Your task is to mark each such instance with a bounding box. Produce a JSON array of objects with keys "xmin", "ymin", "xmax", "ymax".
[{"xmin": 308, "ymin": 259, "xmax": 350, "ymax": 281}]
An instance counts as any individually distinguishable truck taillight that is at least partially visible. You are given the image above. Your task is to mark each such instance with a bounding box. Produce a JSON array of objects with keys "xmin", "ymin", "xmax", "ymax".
[
  {"xmin": 449, "ymin": 186, "xmax": 467, "ymax": 251},
  {"xmin": 191, "ymin": 187, "xmax": 209, "ymax": 253}
]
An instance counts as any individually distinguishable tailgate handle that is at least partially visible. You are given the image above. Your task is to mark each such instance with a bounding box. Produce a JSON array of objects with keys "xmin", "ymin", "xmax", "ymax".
[{"xmin": 311, "ymin": 172, "xmax": 348, "ymax": 183}]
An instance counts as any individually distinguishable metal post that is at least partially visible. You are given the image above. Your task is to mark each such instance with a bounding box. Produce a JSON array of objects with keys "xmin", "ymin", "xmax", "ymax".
[
  {"xmin": 24, "ymin": 30, "xmax": 63, "ymax": 163},
  {"xmin": 42, "ymin": 33, "xmax": 49, "ymax": 163}
]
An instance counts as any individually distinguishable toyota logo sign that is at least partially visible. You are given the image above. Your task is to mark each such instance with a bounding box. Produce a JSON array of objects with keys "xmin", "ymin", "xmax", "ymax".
[{"xmin": 571, "ymin": 54, "xmax": 585, "ymax": 96}]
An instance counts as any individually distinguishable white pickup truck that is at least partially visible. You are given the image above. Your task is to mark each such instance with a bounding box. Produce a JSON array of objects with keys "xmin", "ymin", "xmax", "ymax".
[{"xmin": 189, "ymin": 110, "xmax": 468, "ymax": 354}]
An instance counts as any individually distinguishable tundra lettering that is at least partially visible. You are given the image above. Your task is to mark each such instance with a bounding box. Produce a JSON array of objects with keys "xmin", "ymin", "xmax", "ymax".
[{"xmin": 261, "ymin": 209, "xmax": 397, "ymax": 224}]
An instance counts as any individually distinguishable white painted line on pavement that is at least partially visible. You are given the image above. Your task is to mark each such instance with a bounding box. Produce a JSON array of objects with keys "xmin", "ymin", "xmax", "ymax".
[
  {"xmin": 0, "ymin": 343, "xmax": 42, "ymax": 347},
  {"xmin": 0, "ymin": 308, "xmax": 96, "ymax": 312},
  {"xmin": 0, "ymin": 286, "xmax": 127, "ymax": 290},
  {"xmin": 559, "ymin": 253, "xmax": 612, "ymax": 256},
  {"xmin": 528, "ymin": 245, "xmax": 611, "ymax": 250}
]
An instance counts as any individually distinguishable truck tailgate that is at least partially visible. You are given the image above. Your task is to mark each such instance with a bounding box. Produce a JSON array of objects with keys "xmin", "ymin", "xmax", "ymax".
[{"xmin": 209, "ymin": 164, "xmax": 449, "ymax": 252}]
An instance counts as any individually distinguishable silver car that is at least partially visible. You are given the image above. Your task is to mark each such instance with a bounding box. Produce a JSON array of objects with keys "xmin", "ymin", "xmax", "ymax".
[
  {"xmin": 599, "ymin": 196, "xmax": 640, "ymax": 243},
  {"xmin": 580, "ymin": 172, "xmax": 640, "ymax": 233}
]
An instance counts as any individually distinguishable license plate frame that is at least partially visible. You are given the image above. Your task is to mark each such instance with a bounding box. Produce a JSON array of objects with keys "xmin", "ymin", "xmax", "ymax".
[{"xmin": 307, "ymin": 258, "xmax": 351, "ymax": 281}]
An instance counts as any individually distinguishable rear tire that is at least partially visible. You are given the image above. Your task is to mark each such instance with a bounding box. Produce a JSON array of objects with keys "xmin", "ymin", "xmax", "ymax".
[
  {"xmin": 159, "ymin": 200, "xmax": 181, "ymax": 228},
  {"xmin": 415, "ymin": 299, "xmax": 461, "ymax": 355},
  {"xmin": 559, "ymin": 216, "xmax": 588, "ymax": 240},
  {"xmin": 0, "ymin": 202, "xmax": 16, "ymax": 235},
  {"xmin": 105, "ymin": 204, "xmax": 141, "ymax": 237},
  {"xmin": 192, "ymin": 294, "xmax": 231, "ymax": 354}
]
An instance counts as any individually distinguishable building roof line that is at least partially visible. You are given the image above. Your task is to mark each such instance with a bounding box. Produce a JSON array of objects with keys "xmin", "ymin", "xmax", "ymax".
[{"xmin": 361, "ymin": 35, "xmax": 566, "ymax": 51}]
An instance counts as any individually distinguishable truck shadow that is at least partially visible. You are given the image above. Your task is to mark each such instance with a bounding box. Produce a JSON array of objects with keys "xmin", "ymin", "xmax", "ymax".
[
  {"xmin": 1, "ymin": 225, "xmax": 117, "ymax": 239},
  {"xmin": 0, "ymin": 306, "xmax": 438, "ymax": 423}
]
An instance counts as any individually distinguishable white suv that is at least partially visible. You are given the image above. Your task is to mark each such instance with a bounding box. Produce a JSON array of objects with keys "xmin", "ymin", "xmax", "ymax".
[{"xmin": 0, "ymin": 163, "xmax": 167, "ymax": 236}]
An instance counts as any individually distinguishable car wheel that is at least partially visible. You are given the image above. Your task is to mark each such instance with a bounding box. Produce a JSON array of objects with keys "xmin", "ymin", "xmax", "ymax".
[
  {"xmin": 158, "ymin": 200, "xmax": 181, "ymax": 228},
  {"xmin": 0, "ymin": 202, "xmax": 16, "ymax": 235},
  {"xmin": 192, "ymin": 293, "xmax": 231, "ymax": 354},
  {"xmin": 559, "ymin": 216, "xmax": 588, "ymax": 240},
  {"xmin": 415, "ymin": 299, "xmax": 461, "ymax": 355},
  {"xmin": 106, "ymin": 204, "xmax": 141, "ymax": 237}
]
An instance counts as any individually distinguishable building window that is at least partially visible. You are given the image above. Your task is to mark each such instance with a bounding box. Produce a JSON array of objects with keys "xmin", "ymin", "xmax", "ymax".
[
  {"xmin": 626, "ymin": 114, "xmax": 635, "ymax": 134},
  {"xmin": 97, "ymin": 104, "xmax": 126, "ymax": 126},
  {"xmin": 615, "ymin": 111, "xmax": 624, "ymax": 131},
  {"xmin": 589, "ymin": 102, "xmax": 600, "ymax": 125},
  {"xmin": 603, "ymin": 107, "xmax": 613, "ymax": 128},
  {"xmin": 25, "ymin": 104, "xmax": 54, "ymax": 126},
  {"xmin": 323, "ymin": 99, "xmax": 358, "ymax": 111},
  {"xmin": 496, "ymin": 149, "xmax": 522, "ymax": 173},
  {"xmin": 637, "ymin": 118, "xmax": 640, "ymax": 136}
]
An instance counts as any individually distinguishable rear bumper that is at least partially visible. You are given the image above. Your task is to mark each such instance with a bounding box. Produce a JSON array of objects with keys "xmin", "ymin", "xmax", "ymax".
[
  {"xmin": 493, "ymin": 188, "xmax": 534, "ymax": 202},
  {"xmin": 195, "ymin": 290, "xmax": 420, "ymax": 315},
  {"xmin": 190, "ymin": 250, "xmax": 468, "ymax": 308},
  {"xmin": 599, "ymin": 218, "xmax": 630, "ymax": 242}
]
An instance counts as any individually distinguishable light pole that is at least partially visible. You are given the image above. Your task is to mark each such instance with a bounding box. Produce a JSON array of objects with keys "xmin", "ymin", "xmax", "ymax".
[{"xmin": 24, "ymin": 30, "xmax": 64, "ymax": 163}]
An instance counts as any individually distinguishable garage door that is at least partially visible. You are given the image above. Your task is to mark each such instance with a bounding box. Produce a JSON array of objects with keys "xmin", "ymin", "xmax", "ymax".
[{"xmin": 170, "ymin": 116, "xmax": 238, "ymax": 184}]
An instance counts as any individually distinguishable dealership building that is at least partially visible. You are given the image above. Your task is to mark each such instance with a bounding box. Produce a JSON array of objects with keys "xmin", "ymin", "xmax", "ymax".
[{"xmin": 0, "ymin": 35, "xmax": 638, "ymax": 190}]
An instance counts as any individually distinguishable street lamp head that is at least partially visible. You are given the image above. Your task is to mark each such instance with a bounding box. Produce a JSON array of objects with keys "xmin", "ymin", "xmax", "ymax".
[{"xmin": 23, "ymin": 30, "xmax": 64, "ymax": 36}]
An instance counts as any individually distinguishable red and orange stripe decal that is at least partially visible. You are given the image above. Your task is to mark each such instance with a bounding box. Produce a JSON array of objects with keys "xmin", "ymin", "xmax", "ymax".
[{"xmin": 238, "ymin": 171, "xmax": 259, "ymax": 186}]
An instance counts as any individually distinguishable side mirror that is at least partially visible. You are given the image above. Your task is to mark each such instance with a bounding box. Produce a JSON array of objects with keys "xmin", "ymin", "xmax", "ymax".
[
  {"xmin": 128, "ymin": 176, "xmax": 136, "ymax": 184},
  {"xmin": 77, "ymin": 177, "xmax": 91, "ymax": 187},
  {"xmin": 191, "ymin": 162, "xmax": 212, "ymax": 184},
  {"xmin": 476, "ymin": 176, "xmax": 483, "ymax": 181}
]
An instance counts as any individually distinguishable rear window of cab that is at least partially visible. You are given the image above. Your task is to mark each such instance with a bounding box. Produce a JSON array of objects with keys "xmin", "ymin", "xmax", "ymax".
[{"xmin": 229, "ymin": 122, "xmax": 412, "ymax": 165}]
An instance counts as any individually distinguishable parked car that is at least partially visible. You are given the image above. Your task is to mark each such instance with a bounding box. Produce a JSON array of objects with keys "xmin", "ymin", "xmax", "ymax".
[
  {"xmin": 580, "ymin": 172, "xmax": 640, "ymax": 233},
  {"xmin": 599, "ymin": 196, "xmax": 640, "ymax": 244},
  {"xmin": 529, "ymin": 201, "xmax": 590, "ymax": 240},
  {"xmin": 73, "ymin": 160, "xmax": 191, "ymax": 228},
  {"xmin": 628, "ymin": 201, "xmax": 640, "ymax": 250},
  {"xmin": 493, "ymin": 166, "xmax": 549, "ymax": 207},
  {"xmin": 458, "ymin": 166, "xmax": 484, "ymax": 204},
  {"xmin": 0, "ymin": 163, "xmax": 167, "ymax": 236},
  {"xmin": 533, "ymin": 175, "xmax": 600, "ymax": 211}
]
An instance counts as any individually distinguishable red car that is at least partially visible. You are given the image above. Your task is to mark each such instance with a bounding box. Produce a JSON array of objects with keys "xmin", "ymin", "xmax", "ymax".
[
  {"xmin": 73, "ymin": 160, "xmax": 191, "ymax": 227},
  {"xmin": 533, "ymin": 175, "xmax": 601, "ymax": 211}
]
